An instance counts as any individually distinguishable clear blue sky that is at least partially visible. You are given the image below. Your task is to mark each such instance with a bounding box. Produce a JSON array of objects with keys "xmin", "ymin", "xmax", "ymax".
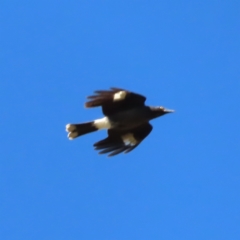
[{"xmin": 1, "ymin": 1, "xmax": 240, "ymax": 239}]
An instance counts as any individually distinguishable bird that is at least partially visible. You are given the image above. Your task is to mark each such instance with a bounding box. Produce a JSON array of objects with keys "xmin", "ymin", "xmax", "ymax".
[{"xmin": 66, "ymin": 87, "xmax": 174, "ymax": 157}]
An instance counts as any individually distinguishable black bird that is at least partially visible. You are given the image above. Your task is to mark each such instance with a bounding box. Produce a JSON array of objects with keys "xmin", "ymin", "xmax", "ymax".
[{"xmin": 66, "ymin": 87, "xmax": 174, "ymax": 156}]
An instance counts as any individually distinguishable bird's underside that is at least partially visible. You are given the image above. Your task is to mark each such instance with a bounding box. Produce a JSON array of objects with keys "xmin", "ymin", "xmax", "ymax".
[
  {"xmin": 93, "ymin": 123, "xmax": 153, "ymax": 156},
  {"xmin": 66, "ymin": 87, "xmax": 173, "ymax": 157}
]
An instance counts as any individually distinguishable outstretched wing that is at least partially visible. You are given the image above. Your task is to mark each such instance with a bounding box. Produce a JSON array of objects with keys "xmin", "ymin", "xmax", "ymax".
[
  {"xmin": 93, "ymin": 123, "xmax": 153, "ymax": 157},
  {"xmin": 85, "ymin": 87, "xmax": 146, "ymax": 116}
]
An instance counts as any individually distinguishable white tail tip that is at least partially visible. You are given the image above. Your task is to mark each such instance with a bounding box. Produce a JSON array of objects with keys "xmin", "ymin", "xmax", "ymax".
[
  {"xmin": 68, "ymin": 131, "xmax": 78, "ymax": 140},
  {"xmin": 66, "ymin": 124, "xmax": 76, "ymax": 132}
]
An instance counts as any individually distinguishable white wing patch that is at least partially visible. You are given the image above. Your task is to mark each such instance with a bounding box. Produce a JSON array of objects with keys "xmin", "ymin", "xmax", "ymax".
[
  {"xmin": 93, "ymin": 117, "xmax": 111, "ymax": 130},
  {"xmin": 122, "ymin": 133, "xmax": 138, "ymax": 146},
  {"xmin": 113, "ymin": 91, "xmax": 127, "ymax": 101}
]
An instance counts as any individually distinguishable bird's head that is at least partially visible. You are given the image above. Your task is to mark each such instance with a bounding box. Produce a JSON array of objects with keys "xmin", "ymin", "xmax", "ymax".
[{"xmin": 149, "ymin": 106, "xmax": 175, "ymax": 119}]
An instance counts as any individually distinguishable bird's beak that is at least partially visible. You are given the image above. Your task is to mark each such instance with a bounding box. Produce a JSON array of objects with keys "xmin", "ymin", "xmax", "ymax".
[{"xmin": 164, "ymin": 108, "xmax": 175, "ymax": 113}]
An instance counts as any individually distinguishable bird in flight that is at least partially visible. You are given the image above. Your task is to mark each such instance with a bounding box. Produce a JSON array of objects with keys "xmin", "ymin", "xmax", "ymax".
[{"xmin": 66, "ymin": 87, "xmax": 174, "ymax": 157}]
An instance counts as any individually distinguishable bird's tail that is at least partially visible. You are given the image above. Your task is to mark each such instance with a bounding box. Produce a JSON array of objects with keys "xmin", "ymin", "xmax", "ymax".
[{"xmin": 66, "ymin": 122, "xmax": 98, "ymax": 140}]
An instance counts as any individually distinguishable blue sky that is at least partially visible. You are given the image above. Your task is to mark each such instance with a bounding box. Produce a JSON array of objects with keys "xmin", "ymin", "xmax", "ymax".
[{"xmin": 1, "ymin": 1, "xmax": 240, "ymax": 239}]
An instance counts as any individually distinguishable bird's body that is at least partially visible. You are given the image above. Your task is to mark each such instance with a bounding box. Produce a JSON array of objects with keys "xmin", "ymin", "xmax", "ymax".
[
  {"xmin": 66, "ymin": 87, "xmax": 174, "ymax": 156},
  {"xmin": 107, "ymin": 106, "xmax": 152, "ymax": 130}
]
